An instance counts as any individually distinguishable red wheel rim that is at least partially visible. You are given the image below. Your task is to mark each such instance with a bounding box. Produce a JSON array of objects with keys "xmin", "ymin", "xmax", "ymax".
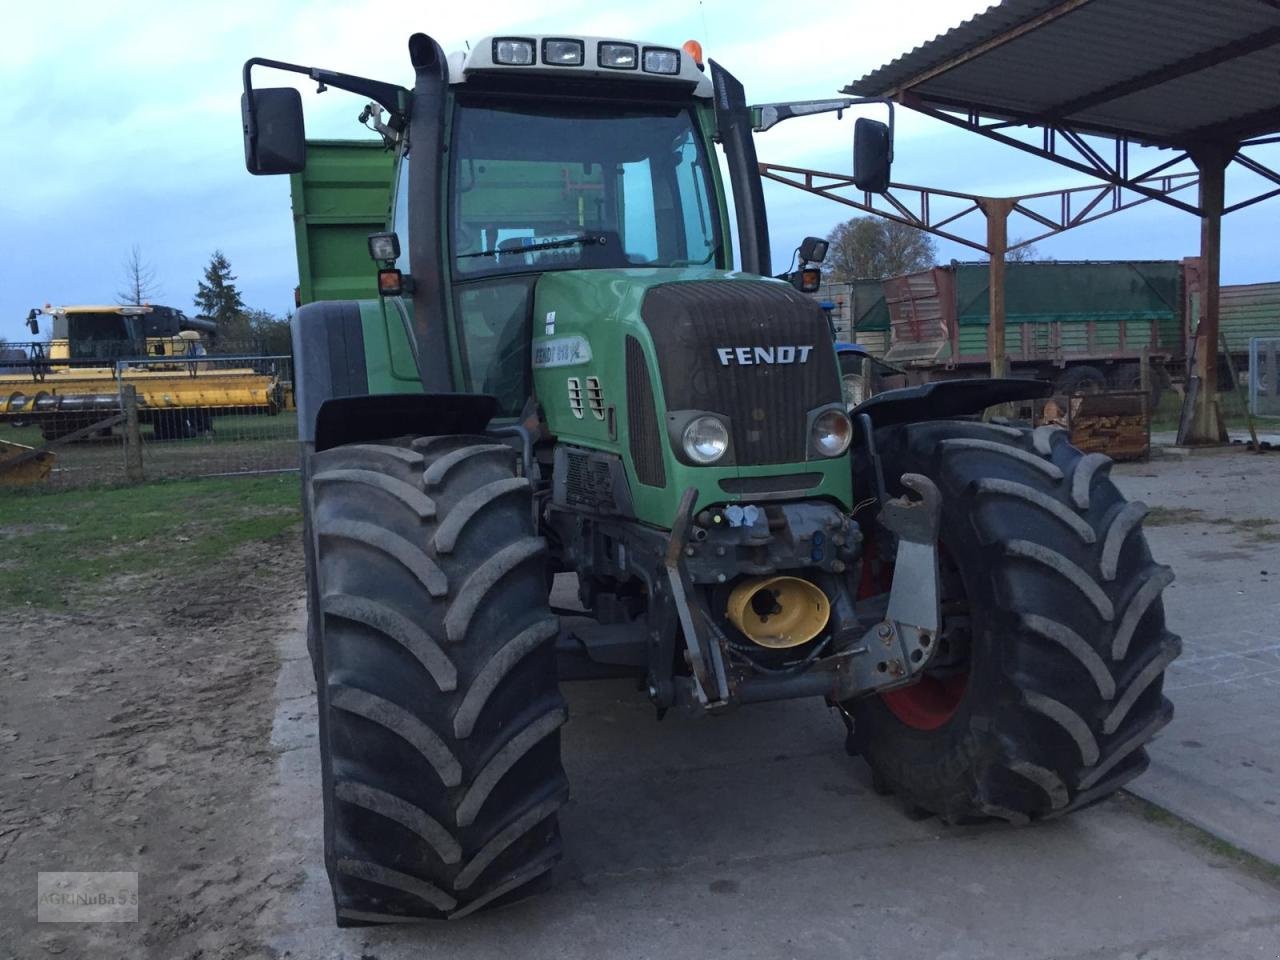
[
  {"xmin": 881, "ymin": 674, "xmax": 968, "ymax": 730},
  {"xmin": 858, "ymin": 536, "xmax": 970, "ymax": 731}
]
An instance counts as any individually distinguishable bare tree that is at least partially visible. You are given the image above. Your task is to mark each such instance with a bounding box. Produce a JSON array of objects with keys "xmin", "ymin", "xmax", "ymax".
[
  {"xmin": 824, "ymin": 216, "xmax": 937, "ymax": 281},
  {"xmin": 1003, "ymin": 239, "xmax": 1051, "ymax": 263},
  {"xmin": 117, "ymin": 244, "xmax": 161, "ymax": 305}
]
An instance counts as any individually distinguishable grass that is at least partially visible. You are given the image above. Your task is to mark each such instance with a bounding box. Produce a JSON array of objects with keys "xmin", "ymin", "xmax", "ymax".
[
  {"xmin": 0, "ymin": 475, "xmax": 301, "ymax": 609},
  {"xmin": 1144, "ymin": 506, "xmax": 1209, "ymax": 526},
  {"xmin": 1125, "ymin": 794, "xmax": 1280, "ymax": 889},
  {"xmin": 1143, "ymin": 506, "xmax": 1279, "ymax": 543},
  {"xmin": 1149, "ymin": 385, "xmax": 1276, "ymax": 433}
]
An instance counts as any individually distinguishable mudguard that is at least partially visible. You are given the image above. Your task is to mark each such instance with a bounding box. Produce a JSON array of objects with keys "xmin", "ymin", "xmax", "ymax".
[
  {"xmin": 314, "ymin": 393, "xmax": 497, "ymax": 452},
  {"xmin": 851, "ymin": 378, "xmax": 1051, "ymax": 433}
]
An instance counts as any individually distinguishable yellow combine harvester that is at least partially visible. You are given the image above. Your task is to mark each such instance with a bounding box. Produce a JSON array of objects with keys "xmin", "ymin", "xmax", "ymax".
[{"xmin": 0, "ymin": 304, "xmax": 283, "ymax": 440}]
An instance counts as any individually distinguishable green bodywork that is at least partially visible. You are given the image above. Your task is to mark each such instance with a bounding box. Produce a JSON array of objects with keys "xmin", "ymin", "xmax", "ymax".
[
  {"xmin": 528, "ymin": 268, "xmax": 852, "ymax": 524},
  {"xmin": 289, "ymin": 99, "xmax": 851, "ymax": 530}
]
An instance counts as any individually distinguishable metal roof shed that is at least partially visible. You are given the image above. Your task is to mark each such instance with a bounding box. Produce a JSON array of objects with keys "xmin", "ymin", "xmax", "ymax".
[{"xmin": 845, "ymin": 0, "xmax": 1280, "ymax": 443}]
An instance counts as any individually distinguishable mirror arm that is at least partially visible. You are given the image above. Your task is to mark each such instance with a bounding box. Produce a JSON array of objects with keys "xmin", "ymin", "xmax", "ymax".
[
  {"xmin": 751, "ymin": 97, "xmax": 894, "ymax": 157},
  {"xmin": 242, "ymin": 57, "xmax": 411, "ymax": 143}
]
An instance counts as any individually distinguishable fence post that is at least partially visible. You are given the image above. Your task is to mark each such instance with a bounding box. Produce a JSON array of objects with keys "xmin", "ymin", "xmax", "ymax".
[{"xmin": 122, "ymin": 384, "xmax": 144, "ymax": 483}]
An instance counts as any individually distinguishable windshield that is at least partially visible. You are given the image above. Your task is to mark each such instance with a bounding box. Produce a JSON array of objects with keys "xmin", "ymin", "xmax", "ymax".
[{"xmin": 449, "ymin": 99, "xmax": 721, "ymax": 278}]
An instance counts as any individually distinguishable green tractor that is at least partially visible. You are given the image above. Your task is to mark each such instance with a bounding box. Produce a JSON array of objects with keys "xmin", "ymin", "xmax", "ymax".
[{"xmin": 242, "ymin": 34, "xmax": 1179, "ymax": 924}]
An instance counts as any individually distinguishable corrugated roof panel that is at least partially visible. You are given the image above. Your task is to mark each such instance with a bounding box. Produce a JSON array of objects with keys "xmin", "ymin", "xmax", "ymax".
[{"xmin": 846, "ymin": 0, "xmax": 1280, "ymax": 147}]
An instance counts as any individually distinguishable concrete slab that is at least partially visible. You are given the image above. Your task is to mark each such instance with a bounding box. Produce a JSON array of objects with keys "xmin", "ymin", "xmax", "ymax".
[
  {"xmin": 1112, "ymin": 449, "xmax": 1280, "ymax": 867},
  {"xmin": 265, "ymin": 625, "xmax": 1280, "ymax": 960}
]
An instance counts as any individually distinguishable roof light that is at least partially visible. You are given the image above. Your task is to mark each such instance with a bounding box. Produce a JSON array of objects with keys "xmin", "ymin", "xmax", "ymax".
[
  {"xmin": 642, "ymin": 47, "xmax": 680, "ymax": 75},
  {"xmin": 542, "ymin": 38, "xmax": 584, "ymax": 66},
  {"xmin": 493, "ymin": 38, "xmax": 535, "ymax": 65},
  {"xmin": 599, "ymin": 41, "xmax": 638, "ymax": 69},
  {"xmin": 682, "ymin": 39, "xmax": 704, "ymax": 70}
]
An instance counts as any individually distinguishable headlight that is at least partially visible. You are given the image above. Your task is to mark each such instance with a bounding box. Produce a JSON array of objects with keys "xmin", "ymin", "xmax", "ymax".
[
  {"xmin": 682, "ymin": 415, "xmax": 729, "ymax": 464},
  {"xmin": 812, "ymin": 409, "xmax": 852, "ymax": 457}
]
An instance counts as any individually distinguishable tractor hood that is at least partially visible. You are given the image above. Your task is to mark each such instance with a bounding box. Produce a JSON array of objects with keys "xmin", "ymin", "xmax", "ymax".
[{"xmin": 531, "ymin": 268, "xmax": 851, "ymax": 525}]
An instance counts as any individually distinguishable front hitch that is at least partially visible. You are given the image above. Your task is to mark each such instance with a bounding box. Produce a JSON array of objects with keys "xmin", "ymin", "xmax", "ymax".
[{"xmin": 854, "ymin": 474, "xmax": 942, "ymax": 688}]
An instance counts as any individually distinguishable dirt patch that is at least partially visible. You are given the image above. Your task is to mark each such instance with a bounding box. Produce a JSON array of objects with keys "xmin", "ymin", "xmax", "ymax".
[
  {"xmin": 0, "ymin": 529, "xmax": 305, "ymax": 959},
  {"xmin": 1143, "ymin": 506, "xmax": 1279, "ymax": 544},
  {"xmin": 1144, "ymin": 506, "xmax": 1210, "ymax": 526}
]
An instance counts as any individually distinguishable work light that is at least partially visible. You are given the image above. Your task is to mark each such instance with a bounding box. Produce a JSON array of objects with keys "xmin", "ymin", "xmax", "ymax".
[
  {"xmin": 599, "ymin": 42, "xmax": 638, "ymax": 69},
  {"xmin": 642, "ymin": 47, "xmax": 680, "ymax": 74},
  {"xmin": 367, "ymin": 232, "xmax": 400, "ymax": 262},
  {"xmin": 493, "ymin": 38, "xmax": 535, "ymax": 65},
  {"xmin": 542, "ymin": 38, "xmax": 584, "ymax": 66}
]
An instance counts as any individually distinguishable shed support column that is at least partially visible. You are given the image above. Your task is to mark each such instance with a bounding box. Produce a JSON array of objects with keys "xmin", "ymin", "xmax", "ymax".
[
  {"xmin": 978, "ymin": 198, "xmax": 1015, "ymax": 379},
  {"xmin": 1186, "ymin": 144, "xmax": 1231, "ymax": 444}
]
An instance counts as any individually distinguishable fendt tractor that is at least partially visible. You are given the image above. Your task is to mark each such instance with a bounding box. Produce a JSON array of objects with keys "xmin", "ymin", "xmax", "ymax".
[
  {"xmin": 0, "ymin": 304, "xmax": 280, "ymax": 440},
  {"xmin": 241, "ymin": 33, "xmax": 1179, "ymax": 924}
]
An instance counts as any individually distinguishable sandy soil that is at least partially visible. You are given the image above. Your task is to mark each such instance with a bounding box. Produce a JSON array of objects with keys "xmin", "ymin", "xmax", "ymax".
[{"xmin": 0, "ymin": 532, "xmax": 304, "ymax": 959}]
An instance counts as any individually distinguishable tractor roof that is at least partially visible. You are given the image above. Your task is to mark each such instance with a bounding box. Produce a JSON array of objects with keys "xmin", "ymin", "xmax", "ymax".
[
  {"xmin": 42, "ymin": 304, "xmax": 153, "ymax": 316},
  {"xmin": 450, "ymin": 36, "xmax": 713, "ymax": 98}
]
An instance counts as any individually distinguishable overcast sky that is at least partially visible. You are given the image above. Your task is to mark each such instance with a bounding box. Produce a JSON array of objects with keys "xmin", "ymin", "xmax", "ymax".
[{"xmin": 2, "ymin": 0, "xmax": 1277, "ymax": 342}]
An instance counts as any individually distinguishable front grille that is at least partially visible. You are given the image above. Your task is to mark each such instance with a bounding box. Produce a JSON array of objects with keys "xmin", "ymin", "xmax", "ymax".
[
  {"xmin": 640, "ymin": 281, "xmax": 840, "ymax": 465},
  {"xmin": 626, "ymin": 336, "xmax": 665, "ymax": 487},
  {"xmin": 719, "ymin": 473, "xmax": 822, "ymax": 495}
]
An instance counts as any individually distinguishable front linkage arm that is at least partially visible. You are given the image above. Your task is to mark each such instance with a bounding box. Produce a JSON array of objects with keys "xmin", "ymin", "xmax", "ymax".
[{"xmin": 857, "ymin": 474, "xmax": 942, "ymax": 687}]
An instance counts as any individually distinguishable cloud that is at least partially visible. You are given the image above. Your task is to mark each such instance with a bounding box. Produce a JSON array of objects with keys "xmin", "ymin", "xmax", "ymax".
[{"xmin": 1, "ymin": 0, "xmax": 1277, "ymax": 344}]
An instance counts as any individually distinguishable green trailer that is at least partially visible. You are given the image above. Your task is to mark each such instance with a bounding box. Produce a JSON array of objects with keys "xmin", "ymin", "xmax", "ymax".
[
  {"xmin": 881, "ymin": 260, "xmax": 1184, "ymax": 395},
  {"xmin": 815, "ymin": 279, "xmax": 890, "ymax": 355},
  {"xmin": 290, "ymin": 140, "xmax": 397, "ymax": 304}
]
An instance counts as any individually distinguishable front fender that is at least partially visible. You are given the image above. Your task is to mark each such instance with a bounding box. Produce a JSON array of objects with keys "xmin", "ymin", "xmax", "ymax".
[{"xmin": 851, "ymin": 378, "xmax": 1051, "ymax": 433}]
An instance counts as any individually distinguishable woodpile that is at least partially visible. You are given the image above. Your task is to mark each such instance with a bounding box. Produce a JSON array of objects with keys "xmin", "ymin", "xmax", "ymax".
[{"xmin": 1067, "ymin": 392, "xmax": 1150, "ymax": 461}]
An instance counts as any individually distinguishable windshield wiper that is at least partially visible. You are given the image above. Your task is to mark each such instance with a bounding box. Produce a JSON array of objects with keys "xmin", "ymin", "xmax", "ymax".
[{"xmin": 457, "ymin": 233, "xmax": 607, "ymax": 260}]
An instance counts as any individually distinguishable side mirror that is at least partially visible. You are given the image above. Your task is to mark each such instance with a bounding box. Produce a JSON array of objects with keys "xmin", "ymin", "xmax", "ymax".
[
  {"xmin": 242, "ymin": 88, "xmax": 306, "ymax": 175},
  {"xmin": 25, "ymin": 309, "xmax": 39, "ymax": 335},
  {"xmin": 798, "ymin": 237, "xmax": 828, "ymax": 264},
  {"xmin": 853, "ymin": 118, "xmax": 891, "ymax": 193}
]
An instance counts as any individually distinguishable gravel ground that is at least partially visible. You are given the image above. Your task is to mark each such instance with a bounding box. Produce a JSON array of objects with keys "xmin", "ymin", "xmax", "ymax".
[
  {"xmin": 3, "ymin": 447, "xmax": 1278, "ymax": 958},
  {"xmin": 0, "ymin": 535, "xmax": 304, "ymax": 959}
]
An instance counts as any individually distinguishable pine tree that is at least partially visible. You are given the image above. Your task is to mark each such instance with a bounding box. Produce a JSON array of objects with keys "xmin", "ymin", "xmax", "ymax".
[{"xmin": 194, "ymin": 251, "xmax": 249, "ymax": 343}]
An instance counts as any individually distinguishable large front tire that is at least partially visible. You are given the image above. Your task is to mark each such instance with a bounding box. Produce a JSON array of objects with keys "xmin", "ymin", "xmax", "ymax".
[
  {"xmin": 307, "ymin": 435, "xmax": 567, "ymax": 923},
  {"xmin": 849, "ymin": 420, "xmax": 1179, "ymax": 822}
]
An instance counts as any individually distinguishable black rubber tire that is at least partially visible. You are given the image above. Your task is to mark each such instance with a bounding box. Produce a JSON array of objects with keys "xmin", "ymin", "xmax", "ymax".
[
  {"xmin": 153, "ymin": 410, "xmax": 202, "ymax": 441},
  {"xmin": 1053, "ymin": 364, "xmax": 1107, "ymax": 395},
  {"xmin": 1110, "ymin": 363, "xmax": 1166, "ymax": 409},
  {"xmin": 849, "ymin": 420, "xmax": 1179, "ymax": 823},
  {"xmin": 306, "ymin": 435, "xmax": 567, "ymax": 923}
]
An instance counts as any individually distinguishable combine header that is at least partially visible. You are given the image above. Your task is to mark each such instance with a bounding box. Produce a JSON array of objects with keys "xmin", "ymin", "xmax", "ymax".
[{"xmin": 0, "ymin": 304, "xmax": 283, "ymax": 440}]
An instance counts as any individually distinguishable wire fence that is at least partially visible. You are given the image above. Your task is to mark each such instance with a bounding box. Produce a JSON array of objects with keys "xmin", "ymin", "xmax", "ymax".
[
  {"xmin": 1249, "ymin": 338, "xmax": 1280, "ymax": 419},
  {"xmin": 1, "ymin": 354, "xmax": 297, "ymax": 491}
]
